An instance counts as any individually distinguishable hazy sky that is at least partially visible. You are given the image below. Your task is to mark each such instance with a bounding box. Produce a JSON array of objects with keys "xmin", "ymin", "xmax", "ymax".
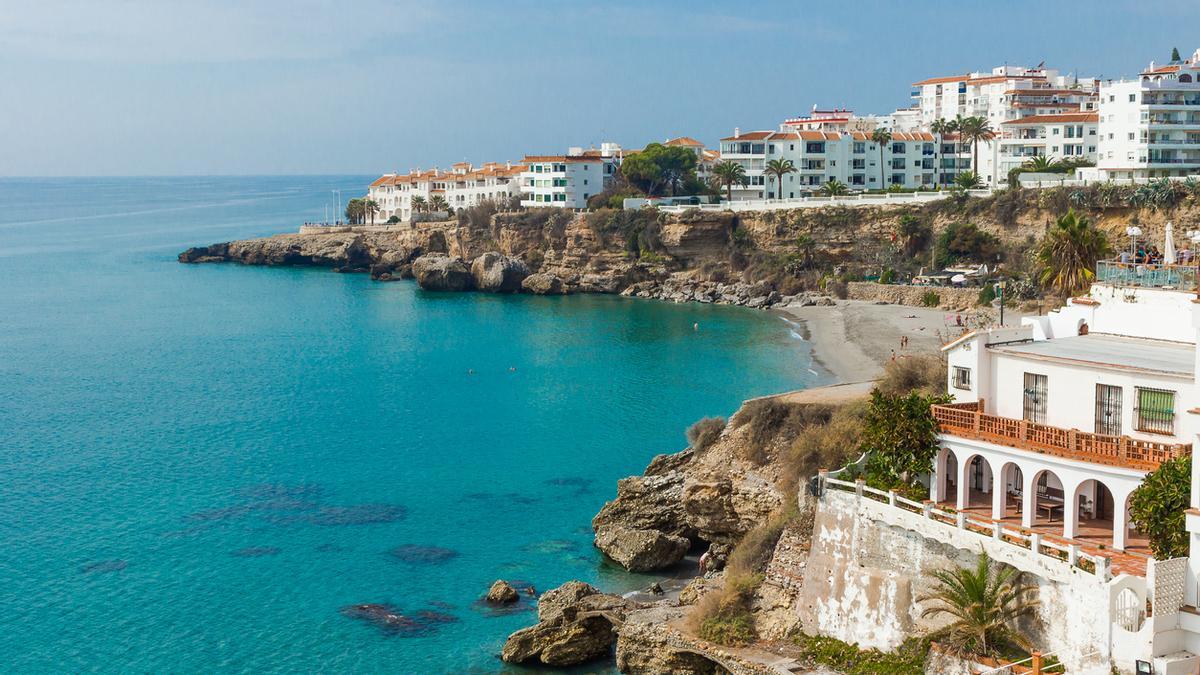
[{"xmin": 2, "ymin": 0, "xmax": 1196, "ymax": 176}]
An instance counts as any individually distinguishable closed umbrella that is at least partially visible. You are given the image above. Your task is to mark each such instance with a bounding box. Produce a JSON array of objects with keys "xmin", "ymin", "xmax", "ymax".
[{"xmin": 1165, "ymin": 221, "xmax": 1177, "ymax": 265}]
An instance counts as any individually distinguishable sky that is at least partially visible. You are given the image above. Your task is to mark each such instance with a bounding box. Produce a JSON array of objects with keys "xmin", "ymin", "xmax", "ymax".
[{"xmin": 1, "ymin": 0, "xmax": 1197, "ymax": 176}]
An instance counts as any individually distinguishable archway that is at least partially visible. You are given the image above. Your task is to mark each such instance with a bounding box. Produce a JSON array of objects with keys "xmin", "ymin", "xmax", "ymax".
[
  {"xmin": 1069, "ymin": 479, "xmax": 1115, "ymax": 544},
  {"xmin": 1181, "ymin": 74, "xmax": 1193, "ymax": 83},
  {"xmin": 937, "ymin": 448, "xmax": 958, "ymax": 506},
  {"xmin": 992, "ymin": 462, "xmax": 1023, "ymax": 521},
  {"xmin": 1024, "ymin": 469, "xmax": 1066, "ymax": 530},
  {"xmin": 957, "ymin": 454, "xmax": 994, "ymax": 511}
]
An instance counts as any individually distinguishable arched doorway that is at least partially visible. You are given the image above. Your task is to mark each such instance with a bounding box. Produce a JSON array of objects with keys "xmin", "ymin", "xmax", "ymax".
[
  {"xmin": 959, "ymin": 454, "xmax": 994, "ymax": 510},
  {"xmin": 992, "ymin": 462, "xmax": 1023, "ymax": 521},
  {"xmin": 1026, "ymin": 469, "xmax": 1066, "ymax": 530},
  {"xmin": 938, "ymin": 448, "xmax": 958, "ymax": 506},
  {"xmin": 1069, "ymin": 479, "xmax": 1115, "ymax": 544}
]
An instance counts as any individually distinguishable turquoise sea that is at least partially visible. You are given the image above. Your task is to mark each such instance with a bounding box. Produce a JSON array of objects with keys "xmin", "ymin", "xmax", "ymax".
[{"xmin": 0, "ymin": 176, "xmax": 823, "ymax": 673}]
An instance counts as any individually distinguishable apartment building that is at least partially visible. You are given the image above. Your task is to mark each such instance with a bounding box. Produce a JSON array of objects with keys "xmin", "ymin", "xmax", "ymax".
[
  {"xmin": 718, "ymin": 125, "xmax": 935, "ymax": 198},
  {"xmin": 519, "ymin": 143, "xmax": 622, "ymax": 209},
  {"xmin": 662, "ymin": 136, "xmax": 721, "ymax": 184},
  {"xmin": 992, "ymin": 111, "xmax": 1100, "ymax": 181},
  {"xmin": 1092, "ymin": 49, "xmax": 1200, "ymax": 180},
  {"xmin": 367, "ymin": 162, "xmax": 524, "ymax": 222},
  {"xmin": 911, "ymin": 64, "xmax": 1098, "ymax": 128}
]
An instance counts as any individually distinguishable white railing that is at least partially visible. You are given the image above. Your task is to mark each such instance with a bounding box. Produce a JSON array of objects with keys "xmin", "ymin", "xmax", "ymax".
[
  {"xmin": 818, "ymin": 473, "xmax": 1112, "ymax": 579},
  {"xmin": 658, "ymin": 189, "xmax": 995, "ymax": 214}
]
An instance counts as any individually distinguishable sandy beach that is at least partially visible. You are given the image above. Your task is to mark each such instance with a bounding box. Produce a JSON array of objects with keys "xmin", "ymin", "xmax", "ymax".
[{"xmin": 782, "ymin": 300, "xmax": 982, "ymax": 385}]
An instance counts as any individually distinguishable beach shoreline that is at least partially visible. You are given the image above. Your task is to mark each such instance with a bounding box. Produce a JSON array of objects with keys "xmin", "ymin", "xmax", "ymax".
[{"xmin": 780, "ymin": 300, "xmax": 973, "ymax": 384}]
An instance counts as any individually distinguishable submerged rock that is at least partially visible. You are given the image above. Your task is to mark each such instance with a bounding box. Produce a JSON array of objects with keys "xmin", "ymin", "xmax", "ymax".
[
  {"xmin": 389, "ymin": 544, "xmax": 459, "ymax": 564},
  {"xmin": 501, "ymin": 581, "xmax": 639, "ymax": 667},
  {"xmin": 412, "ymin": 254, "xmax": 473, "ymax": 291},
  {"xmin": 594, "ymin": 525, "xmax": 689, "ymax": 572},
  {"xmin": 486, "ymin": 580, "xmax": 520, "ymax": 605},
  {"xmin": 307, "ymin": 503, "xmax": 407, "ymax": 526},
  {"xmin": 470, "ymin": 252, "xmax": 529, "ymax": 292}
]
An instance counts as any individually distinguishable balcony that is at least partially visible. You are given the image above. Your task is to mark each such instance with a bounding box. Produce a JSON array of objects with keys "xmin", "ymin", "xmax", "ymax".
[
  {"xmin": 1096, "ymin": 260, "xmax": 1198, "ymax": 290},
  {"xmin": 932, "ymin": 401, "xmax": 1190, "ymax": 472}
]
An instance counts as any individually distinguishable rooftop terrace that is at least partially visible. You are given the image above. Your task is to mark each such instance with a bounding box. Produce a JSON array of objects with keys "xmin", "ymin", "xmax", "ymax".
[{"xmin": 990, "ymin": 333, "xmax": 1195, "ymax": 378}]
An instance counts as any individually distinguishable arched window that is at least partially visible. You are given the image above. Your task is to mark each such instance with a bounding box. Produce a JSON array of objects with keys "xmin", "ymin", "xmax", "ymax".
[{"xmin": 1181, "ymin": 74, "xmax": 1193, "ymax": 83}]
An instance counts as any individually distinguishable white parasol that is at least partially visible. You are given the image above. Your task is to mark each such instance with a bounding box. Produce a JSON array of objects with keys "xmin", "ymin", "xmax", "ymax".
[{"xmin": 1165, "ymin": 221, "xmax": 1177, "ymax": 265}]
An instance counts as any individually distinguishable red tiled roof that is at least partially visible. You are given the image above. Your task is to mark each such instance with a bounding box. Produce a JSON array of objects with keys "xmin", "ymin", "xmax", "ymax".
[
  {"xmin": 1002, "ymin": 112, "xmax": 1099, "ymax": 125},
  {"xmin": 719, "ymin": 131, "xmax": 774, "ymax": 141},
  {"xmin": 664, "ymin": 136, "xmax": 704, "ymax": 147},
  {"xmin": 913, "ymin": 74, "xmax": 969, "ymax": 86},
  {"xmin": 1143, "ymin": 64, "xmax": 1182, "ymax": 75}
]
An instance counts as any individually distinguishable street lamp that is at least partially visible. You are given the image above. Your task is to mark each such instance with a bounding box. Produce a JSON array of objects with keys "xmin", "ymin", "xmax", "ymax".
[{"xmin": 1125, "ymin": 225, "xmax": 1143, "ymax": 262}]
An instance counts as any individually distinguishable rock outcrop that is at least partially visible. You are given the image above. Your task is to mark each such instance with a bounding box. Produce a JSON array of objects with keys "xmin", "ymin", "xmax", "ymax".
[
  {"xmin": 521, "ymin": 272, "xmax": 567, "ymax": 295},
  {"xmin": 470, "ymin": 252, "xmax": 529, "ymax": 293},
  {"xmin": 594, "ymin": 525, "xmax": 690, "ymax": 572},
  {"xmin": 411, "ymin": 254, "xmax": 473, "ymax": 291},
  {"xmin": 486, "ymin": 580, "xmax": 519, "ymax": 605},
  {"xmin": 500, "ymin": 581, "xmax": 638, "ymax": 667}
]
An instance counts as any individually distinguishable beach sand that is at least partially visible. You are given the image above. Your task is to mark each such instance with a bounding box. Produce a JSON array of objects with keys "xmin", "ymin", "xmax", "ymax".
[{"xmin": 782, "ymin": 300, "xmax": 978, "ymax": 385}]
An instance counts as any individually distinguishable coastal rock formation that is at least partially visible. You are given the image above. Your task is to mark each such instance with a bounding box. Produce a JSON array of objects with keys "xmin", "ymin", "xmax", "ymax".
[
  {"xmin": 412, "ymin": 254, "xmax": 473, "ymax": 291},
  {"xmin": 486, "ymin": 580, "xmax": 520, "ymax": 605},
  {"xmin": 521, "ymin": 272, "xmax": 567, "ymax": 295},
  {"xmin": 593, "ymin": 525, "xmax": 690, "ymax": 572},
  {"xmin": 500, "ymin": 581, "xmax": 638, "ymax": 667},
  {"xmin": 470, "ymin": 252, "xmax": 529, "ymax": 293}
]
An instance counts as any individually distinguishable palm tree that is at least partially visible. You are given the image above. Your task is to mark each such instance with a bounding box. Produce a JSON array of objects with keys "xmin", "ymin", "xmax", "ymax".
[
  {"xmin": 820, "ymin": 178, "xmax": 849, "ymax": 196},
  {"xmin": 918, "ymin": 552, "xmax": 1038, "ymax": 658},
  {"xmin": 364, "ymin": 199, "xmax": 380, "ymax": 225},
  {"xmin": 410, "ymin": 195, "xmax": 427, "ymax": 215},
  {"xmin": 429, "ymin": 195, "xmax": 449, "ymax": 213},
  {"xmin": 763, "ymin": 158, "xmax": 797, "ymax": 200},
  {"xmin": 930, "ymin": 118, "xmax": 951, "ymax": 186},
  {"xmin": 871, "ymin": 128, "xmax": 892, "ymax": 190},
  {"xmin": 959, "ymin": 116, "xmax": 994, "ymax": 176},
  {"xmin": 954, "ymin": 172, "xmax": 983, "ymax": 190},
  {"xmin": 1023, "ymin": 155, "xmax": 1059, "ymax": 172},
  {"xmin": 712, "ymin": 161, "xmax": 747, "ymax": 202},
  {"xmin": 344, "ymin": 198, "xmax": 365, "ymax": 224},
  {"xmin": 1037, "ymin": 208, "xmax": 1113, "ymax": 295}
]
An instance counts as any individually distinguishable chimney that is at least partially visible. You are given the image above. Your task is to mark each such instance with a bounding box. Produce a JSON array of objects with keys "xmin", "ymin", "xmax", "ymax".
[{"xmin": 734, "ymin": 127, "xmax": 741, "ymax": 138}]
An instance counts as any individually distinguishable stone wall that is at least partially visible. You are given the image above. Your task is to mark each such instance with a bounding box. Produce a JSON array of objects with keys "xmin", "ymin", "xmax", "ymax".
[
  {"xmin": 797, "ymin": 489, "xmax": 1113, "ymax": 673},
  {"xmin": 846, "ymin": 281, "xmax": 981, "ymax": 311}
]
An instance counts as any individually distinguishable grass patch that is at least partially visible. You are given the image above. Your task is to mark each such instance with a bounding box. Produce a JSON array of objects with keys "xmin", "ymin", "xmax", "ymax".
[
  {"xmin": 779, "ymin": 401, "xmax": 867, "ymax": 494},
  {"xmin": 791, "ymin": 632, "xmax": 929, "ymax": 675},
  {"xmin": 732, "ymin": 399, "xmax": 834, "ymax": 465},
  {"xmin": 875, "ymin": 354, "xmax": 946, "ymax": 397}
]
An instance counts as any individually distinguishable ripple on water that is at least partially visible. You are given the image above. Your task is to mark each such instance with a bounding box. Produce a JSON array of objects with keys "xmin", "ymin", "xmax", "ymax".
[
  {"xmin": 231, "ymin": 546, "xmax": 282, "ymax": 558},
  {"xmin": 79, "ymin": 559, "xmax": 128, "ymax": 574}
]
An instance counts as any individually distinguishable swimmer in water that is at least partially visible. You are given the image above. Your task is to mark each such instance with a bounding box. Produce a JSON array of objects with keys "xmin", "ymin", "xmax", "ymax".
[
  {"xmin": 467, "ymin": 369, "xmax": 475, "ymax": 375},
  {"xmin": 693, "ymin": 322, "xmax": 699, "ymax": 331}
]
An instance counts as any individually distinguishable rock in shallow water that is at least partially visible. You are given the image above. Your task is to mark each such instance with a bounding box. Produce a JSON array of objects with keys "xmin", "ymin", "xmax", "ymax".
[
  {"xmin": 593, "ymin": 525, "xmax": 690, "ymax": 572},
  {"xmin": 470, "ymin": 252, "xmax": 529, "ymax": 292},
  {"xmin": 389, "ymin": 544, "xmax": 459, "ymax": 564},
  {"xmin": 486, "ymin": 580, "xmax": 520, "ymax": 605},
  {"xmin": 501, "ymin": 581, "xmax": 639, "ymax": 667},
  {"xmin": 521, "ymin": 272, "xmax": 567, "ymax": 295},
  {"xmin": 412, "ymin": 254, "xmax": 473, "ymax": 291}
]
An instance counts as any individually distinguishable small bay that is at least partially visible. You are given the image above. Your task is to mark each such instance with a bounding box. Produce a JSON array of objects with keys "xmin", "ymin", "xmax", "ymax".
[{"xmin": 0, "ymin": 176, "xmax": 823, "ymax": 672}]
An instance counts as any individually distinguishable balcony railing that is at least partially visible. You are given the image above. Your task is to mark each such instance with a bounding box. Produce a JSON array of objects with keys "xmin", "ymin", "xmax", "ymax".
[
  {"xmin": 932, "ymin": 401, "xmax": 1191, "ymax": 472},
  {"xmin": 1096, "ymin": 260, "xmax": 1197, "ymax": 289}
]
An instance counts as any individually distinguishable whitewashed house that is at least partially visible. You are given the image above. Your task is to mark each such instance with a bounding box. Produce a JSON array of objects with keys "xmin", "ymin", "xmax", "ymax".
[
  {"xmin": 367, "ymin": 161, "xmax": 524, "ymax": 222},
  {"xmin": 519, "ymin": 143, "xmax": 622, "ymax": 209}
]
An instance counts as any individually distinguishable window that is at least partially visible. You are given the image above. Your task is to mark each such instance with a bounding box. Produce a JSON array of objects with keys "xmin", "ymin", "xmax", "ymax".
[
  {"xmin": 853, "ymin": 142, "xmax": 866, "ymax": 154},
  {"xmin": 1022, "ymin": 373, "xmax": 1047, "ymax": 424},
  {"xmin": 1135, "ymin": 387, "xmax": 1175, "ymax": 434},
  {"xmin": 952, "ymin": 367, "xmax": 971, "ymax": 390},
  {"xmin": 1129, "ymin": 93, "xmax": 1136, "ymax": 103},
  {"xmin": 1095, "ymin": 385, "xmax": 1122, "ymax": 436}
]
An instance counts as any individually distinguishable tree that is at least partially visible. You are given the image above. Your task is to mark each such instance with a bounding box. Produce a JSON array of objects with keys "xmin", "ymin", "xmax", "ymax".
[
  {"xmin": 364, "ymin": 199, "xmax": 380, "ymax": 225},
  {"xmin": 896, "ymin": 214, "xmax": 932, "ymax": 258},
  {"xmin": 411, "ymin": 195, "xmax": 427, "ymax": 214},
  {"xmin": 959, "ymin": 116, "xmax": 994, "ymax": 176},
  {"xmin": 931, "ymin": 118, "xmax": 952, "ymax": 186},
  {"xmin": 428, "ymin": 195, "xmax": 449, "ymax": 213},
  {"xmin": 820, "ymin": 178, "xmax": 849, "ymax": 197},
  {"xmin": 918, "ymin": 552, "xmax": 1038, "ymax": 658},
  {"xmin": 860, "ymin": 389, "xmax": 949, "ymax": 488},
  {"xmin": 763, "ymin": 158, "xmax": 797, "ymax": 200},
  {"xmin": 1129, "ymin": 455, "xmax": 1190, "ymax": 559},
  {"xmin": 953, "ymin": 171, "xmax": 983, "ymax": 190},
  {"xmin": 344, "ymin": 198, "xmax": 365, "ymax": 224},
  {"xmin": 1036, "ymin": 209, "xmax": 1112, "ymax": 295},
  {"xmin": 937, "ymin": 222, "xmax": 1001, "ymax": 265},
  {"xmin": 871, "ymin": 128, "xmax": 893, "ymax": 190},
  {"xmin": 621, "ymin": 143, "xmax": 699, "ymax": 196},
  {"xmin": 1023, "ymin": 155, "xmax": 1058, "ymax": 172},
  {"xmin": 1172, "ymin": 47, "xmax": 1182, "ymax": 63},
  {"xmin": 712, "ymin": 161, "xmax": 747, "ymax": 202}
]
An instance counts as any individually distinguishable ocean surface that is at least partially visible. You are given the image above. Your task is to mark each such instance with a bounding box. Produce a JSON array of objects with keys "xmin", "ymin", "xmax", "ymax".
[{"xmin": 0, "ymin": 176, "xmax": 824, "ymax": 673}]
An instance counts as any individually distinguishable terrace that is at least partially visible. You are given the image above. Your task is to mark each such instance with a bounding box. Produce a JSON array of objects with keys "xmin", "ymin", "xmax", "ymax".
[{"xmin": 1095, "ymin": 260, "xmax": 1197, "ymax": 290}]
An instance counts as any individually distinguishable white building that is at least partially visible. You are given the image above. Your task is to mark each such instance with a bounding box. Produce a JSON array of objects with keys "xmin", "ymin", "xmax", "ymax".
[
  {"xmin": 929, "ymin": 264, "xmax": 1200, "ymax": 672},
  {"xmin": 519, "ymin": 143, "xmax": 622, "ymax": 209},
  {"xmin": 992, "ymin": 111, "xmax": 1100, "ymax": 182},
  {"xmin": 718, "ymin": 125, "xmax": 936, "ymax": 198},
  {"xmin": 368, "ymin": 161, "xmax": 524, "ymax": 222},
  {"xmin": 1093, "ymin": 49, "xmax": 1200, "ymax": 180}
]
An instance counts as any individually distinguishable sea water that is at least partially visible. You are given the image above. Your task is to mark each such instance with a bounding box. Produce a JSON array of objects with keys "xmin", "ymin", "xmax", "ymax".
[{"xmin": 0, "ymin": 177, "xmax": 824, "ymax": 673}]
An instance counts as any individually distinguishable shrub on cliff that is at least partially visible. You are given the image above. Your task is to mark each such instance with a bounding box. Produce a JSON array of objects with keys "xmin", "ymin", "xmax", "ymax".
[
  {"xmin": 877, "ymin": 354, "xmax": 946, "ymax": 397},
  {"xmin": 936, "ymin": 222, "xmax": 1002, "ymax": 267},
  {"xmin": 790, "ymin": 632, "xmax": 929, "ymax": 675},
  {"xmin": 861, "ymin": 389, "xmax": 950, "ymax": 491},
  {"xmin": 686, "ymin": 417, "xmax": 726, "ymax": 453},
  {"xmin": 1129, "ymin": 455, "xmax": 1191, "ymax": 559},
  {"xmin": 732, "ymin": 400, "xmax": 834, "ymax": 465},
  {"xmin": 780, "ymin": 401, "xmax": 867, "ymax": 494},
  {"xmin": 689, "ymin": 572, "xmax": 760, "ymax": 646}
]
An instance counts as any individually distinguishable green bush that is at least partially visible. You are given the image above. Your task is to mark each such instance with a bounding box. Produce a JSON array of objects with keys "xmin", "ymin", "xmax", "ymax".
[
  {"xmin": 791, "ymin": 632, "xmax": 928, "ymax": 675},
  {"xmin": 1129, "ymin": 455, "xmax": 1191, "ymax": 558},
  {"xmin": 977, "ymin": 284, "xmax": 996, "ymax": 306},
  {"xmin": 879, "ymin": 268, "xmax": 897, "ymax": 285},
  {"xmin": 690, "ymin": 572, "xmax": 762, "ymax": 646},
  {"xmin": 780, "ymin": 401, "xmax": 867, "ymax": 494},
  {"xmin": 921, "ymin": 290, "xmax": 940, "ymax": 307},
  {"xmin": 861, "ymin": 389, "xmax": 951, "ymax": 489}
]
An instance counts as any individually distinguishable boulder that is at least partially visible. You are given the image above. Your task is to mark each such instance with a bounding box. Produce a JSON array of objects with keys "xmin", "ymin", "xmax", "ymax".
[
  {"xmin": 592, "ymin": 467, "xmax": 692, "ymax": 538},
  {"xmin": 471, "ymin": 252, "xmax": 529, "ymax": 293},
  {"xmin": 594, "ymin": 525, "xmax": 690, "ymax": 572},
  {"xmin": 486, "ymin": 580, "xmax": 520, "ymax": 605},
  {"xmin": 522, "ymin": 272, "xmax": 567, "ymax": 295},
  {"xmin": 412, "ymin": 254, "xmax": 473, "ymax": 291},
  {"xmin": 501, "ymin": 581, "xmax": 638, "ymax": 667}
]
